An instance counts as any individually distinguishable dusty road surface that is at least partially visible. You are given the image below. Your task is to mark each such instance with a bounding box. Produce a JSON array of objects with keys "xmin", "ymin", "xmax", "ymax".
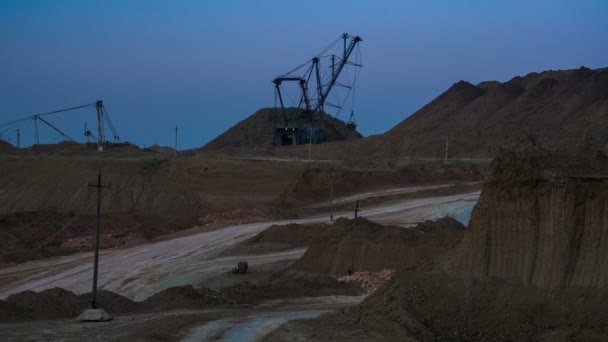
[
  {"xmin": 308, "ymin": 182, "xmax": 479, "ymax": 208},
  {"xmin": 0, "ymin": 188, "xmax": 479, "ymax": 301},
  {"xmin": 0, "ymin": 295, "xmax": 363, "ymax": 342}
]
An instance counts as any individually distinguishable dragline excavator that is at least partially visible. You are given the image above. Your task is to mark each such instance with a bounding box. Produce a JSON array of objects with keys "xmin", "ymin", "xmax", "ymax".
[{"xmin": 272, "ymin": 33, "xmax": 363, "ymax": 146}]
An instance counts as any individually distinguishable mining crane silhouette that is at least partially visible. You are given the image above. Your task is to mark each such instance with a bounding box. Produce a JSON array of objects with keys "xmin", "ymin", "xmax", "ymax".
[
  {"xmin": 0, "ymin": 100, "xmax": 120, "ymax": 151},
  {"xmin": 272, "ymin": 33, "xmax": 363, "ymax": 145}
]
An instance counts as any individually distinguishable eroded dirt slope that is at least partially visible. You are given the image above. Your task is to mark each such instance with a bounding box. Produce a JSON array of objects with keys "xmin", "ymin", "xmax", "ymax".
[{"xmin": 447, "ymin": 147, "xmax": 608, "ymax": 289}]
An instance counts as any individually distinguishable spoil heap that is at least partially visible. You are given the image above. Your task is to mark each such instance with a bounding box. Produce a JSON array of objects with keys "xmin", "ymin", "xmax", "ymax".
[
  {"xmin": 383, "ymin": 66, "xmax": 608, "ymax": 158},
  {"xmin": 0, "ymin": 139, "xmax": 16, "ymax": 153},
  {"xmin": 447, "ymin": 145, "xmax": 608, "ymax": 289},
  {"xmin": 233, "ymin": 217, "xmax": 466, "ymax": 275},
  {"xmin": 202, "ymin": 107, "xmax": 362, "ymax": 151}
]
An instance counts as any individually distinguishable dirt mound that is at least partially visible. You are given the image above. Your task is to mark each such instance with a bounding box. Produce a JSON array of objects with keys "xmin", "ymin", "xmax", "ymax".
[
  {"xmin": 86, "ymin": 290, "xmax": 140, "ymax": 313},
  {"xmin": 0, "ymin": 273, "xmax": 363, "ymax": 321},
  {"xmin": 201, "ymin": 107, "xmax": 362, "ymax": 151},
  {"xmin": 147, "ymin": 144, "xmax": 176, "ymax": 155},
  {"xmin": 223, "ymin": 222, "xmax": 329, "ymax": 255},
  {"xmin": 273, "ymin": 272, "xmax": 608, "ymax": 341},
  {"xmin": 219, "ymin": 272, "xmax": 363, "ymax": 305},
  {"xmin": 28, "ymin": 141, "xmax": 143, "ymax": 156},
  {"xmin": 0, "ymin": 139, "xmax": 17, "ymax": 153},
  {"xmin": 446, "ymin": 146, "xmax": 608, "ymax": 289},
  {"xmin": 0, "ymin": 287, "xmax": 138, "ymax": 321},
  {"xmin": 0, "ymin": 286, "xmax": 221, "ymax": 321},
  {"xmin": 292, "ymin": 217, "xmax": 466, "ymax": 275},
  {"xmin": 141, "ymin": 286, "xmax": 223, "ymax": 311},
  {"xmin": 382, "ymin": 66, "xmax": 608, "ymax": 158},
  {"xmin": 1, "ymin": 288, "xmax": 82, "ymax": 320}
]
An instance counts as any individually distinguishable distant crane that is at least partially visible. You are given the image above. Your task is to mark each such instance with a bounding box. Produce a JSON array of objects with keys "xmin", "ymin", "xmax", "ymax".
[
  {"xmin": 272, "ymin": 33, "xmax": 363, "ymax": 145},
  {"xmin": 33, "ymin": 115, "xmax": 75, "ymax": 143},
  {"xmin": 0, "ymin": 100, "xmax": 121, "ymax": 151}
]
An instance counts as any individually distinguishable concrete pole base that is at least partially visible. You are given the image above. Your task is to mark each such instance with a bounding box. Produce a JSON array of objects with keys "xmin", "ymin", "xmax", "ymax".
[{"xmin": 76, "ymin": 308, "xmax": 113, "ymax": 322}]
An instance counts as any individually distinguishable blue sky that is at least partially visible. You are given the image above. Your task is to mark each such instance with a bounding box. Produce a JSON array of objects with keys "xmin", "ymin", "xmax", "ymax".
[{"xmin": 0, "ymin": 0, "xmax": 606, "ymax": 149}]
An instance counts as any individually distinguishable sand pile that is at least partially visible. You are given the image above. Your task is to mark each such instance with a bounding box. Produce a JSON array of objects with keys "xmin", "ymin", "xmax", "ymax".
[
  {"xmin": 0, "ymin": 139, "xmax": 17, "ymax": 153},
  {"xmin": 141, "ymin": 286, "xmax": 224, "ymax": 311},
  {"xmin": 147, "ymin": 144, "xmax": 176, "ymax": 155},
  {"xmin": 0, "ymin": 286, "xmax": 219, "ymax": 321},
  {"xmin": 292, "ymin": 217, "xmax": 466, "ymax": 275},
  {"xmin": 0, "ymin": 274, "xmax": 363, "ymax": 322},
  {"xmin": 0, "ymin": 288, "xmax": 138, "ymax": 321}
]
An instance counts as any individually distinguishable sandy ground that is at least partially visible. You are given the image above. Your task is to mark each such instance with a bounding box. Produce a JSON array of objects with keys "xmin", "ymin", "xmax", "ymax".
[
  {"xmin": 0, "ymin": 186, "xmax": 479, "ymax": 341},
  {"xmin": 0, "ymin": 295, "xmax": 364, "ymax": 342},
  {"xmin": 0, "ymin": 187, "xmax": 479, "ymax": 302}
]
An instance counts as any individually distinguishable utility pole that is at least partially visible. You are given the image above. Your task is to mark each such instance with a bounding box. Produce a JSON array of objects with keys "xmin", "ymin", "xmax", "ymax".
[
  {"xmin": 308, "ymin": 126, "xmax": 312, "ymax": 161},
  {"xmin": 33, "ymin": 116, "xmax": 39, "ymax": 145},
  {"xmin": 175, "ymin": 126, "xmax": 178, "ymax": 156},
  {"xmin": 330, "ymin": 172, "xmax": 335, "ymax": 221},
  {"xmin": 579, "ymin": 128, "xmax": 588, "ymax": 147},
  {"xmin": 95, "ymin": 100, "xmax": 104, "ymax": 152},
  {"xmin": 77, "ymin": 170, "xmax": 112, "ymax": 322},
  {"xmin": 354, "ymin": 200, "xmax": 361, "ymax": 219},
  {"xmin": 16, "ymin": 128, "xmax": 20, "ymax": 148},
  {"xmin": 89, "ymin": 170, "xmax": 110, "ymax": 309},
  {"xmin": 444, "ymin": 136, "xmax": 449, "ymax": 162}
]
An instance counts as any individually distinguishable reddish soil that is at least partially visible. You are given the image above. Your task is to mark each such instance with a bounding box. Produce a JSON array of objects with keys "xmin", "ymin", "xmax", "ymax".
[
  {"xmin": 197, "ymin": 208, "xmax": 272, "ymax": 226},
  {"xmin": 338, "ymin": 269, "xmax": 396, "ymax": 293},
  {"xmin": 0, "ymin": 211, "xmax": 191, "ymax": 265}
]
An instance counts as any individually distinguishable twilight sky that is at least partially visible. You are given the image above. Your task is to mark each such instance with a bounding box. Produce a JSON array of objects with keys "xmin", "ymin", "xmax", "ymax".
[{"xmin": 1, "ymin": 0, "xmax": 607, "ymax": 149}]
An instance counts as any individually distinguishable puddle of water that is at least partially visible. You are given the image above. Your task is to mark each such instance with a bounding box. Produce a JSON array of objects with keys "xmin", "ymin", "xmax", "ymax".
[
  {"xmin": 182, "ymin": 310, "xmax": 328, "ymax": 342},
  {"xmin": 454, "ymin": 205, "xmax": 474, "ymax": 226}
]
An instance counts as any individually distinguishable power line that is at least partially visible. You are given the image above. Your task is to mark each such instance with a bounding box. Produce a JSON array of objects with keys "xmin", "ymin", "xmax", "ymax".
[{"xmin": 38, "ymin": 103, "xmax": 96, "ymax": 116}]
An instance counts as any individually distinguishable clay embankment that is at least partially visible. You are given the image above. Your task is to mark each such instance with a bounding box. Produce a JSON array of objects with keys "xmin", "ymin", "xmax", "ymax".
[
  {"xmin": 447, "ymin": 148, "xmax": 608, "ymax": 289},
  {"xmin": 293, "ymin": 217, "xmax": 466, "ymax": 275}
]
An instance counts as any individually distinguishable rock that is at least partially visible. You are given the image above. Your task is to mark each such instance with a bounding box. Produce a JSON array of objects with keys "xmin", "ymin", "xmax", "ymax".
[{"xmin": 76, "ymin": 308, "xmax": 113, "ymax": 322}]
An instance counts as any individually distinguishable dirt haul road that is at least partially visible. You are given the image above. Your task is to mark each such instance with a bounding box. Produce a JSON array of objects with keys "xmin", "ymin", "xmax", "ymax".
[{"xmin": 0, "ymin": 188, "xmax": 479, "ymax": 301}]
